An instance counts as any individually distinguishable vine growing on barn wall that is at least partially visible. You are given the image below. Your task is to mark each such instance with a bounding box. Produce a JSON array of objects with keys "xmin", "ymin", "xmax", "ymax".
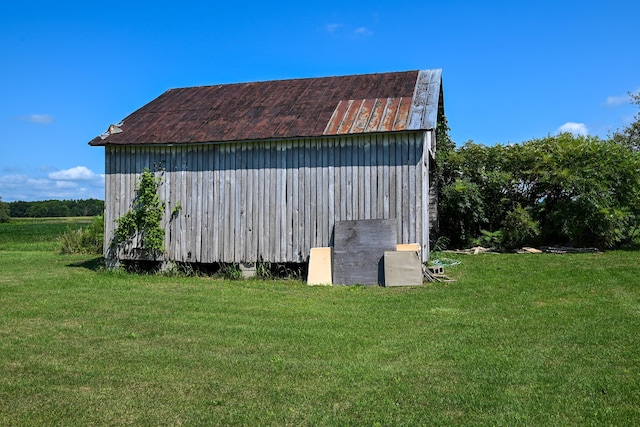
[{"xmin": 112, "ymin": 168, "xmax": 165, "ymax": 254}]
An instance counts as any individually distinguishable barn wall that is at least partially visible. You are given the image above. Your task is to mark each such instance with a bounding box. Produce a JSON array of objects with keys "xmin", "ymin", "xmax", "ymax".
[{"xmin": 104, "ymin": 131, "xmax": 434, "ymax": 263}]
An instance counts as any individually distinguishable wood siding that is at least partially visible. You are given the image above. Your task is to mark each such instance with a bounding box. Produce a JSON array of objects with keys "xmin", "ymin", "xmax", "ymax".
[{"xmin": 104, "ymin": 131, "xmax": 434, "ymax": 263}]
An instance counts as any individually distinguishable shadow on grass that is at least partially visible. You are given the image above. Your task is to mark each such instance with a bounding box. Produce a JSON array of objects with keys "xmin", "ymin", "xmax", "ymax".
[{"xmin": 67, "ymin": 257, "xmax": 105, "ymax": 271}]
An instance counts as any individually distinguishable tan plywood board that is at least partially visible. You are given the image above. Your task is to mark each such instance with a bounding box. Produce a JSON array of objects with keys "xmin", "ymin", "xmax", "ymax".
[
  {"xmin": 396, "ymin": 243, "xmax": 420, "ymax": 252},
  {"xmin": 307, "ymin": 247, "xmax": 333, "ymax": 285}
]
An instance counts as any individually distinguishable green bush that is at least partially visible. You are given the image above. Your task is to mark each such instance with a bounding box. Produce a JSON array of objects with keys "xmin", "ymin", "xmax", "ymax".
[
  {"xmin": 472, "ymin": 229, "xmax": 503, "ymax": 249},
  {"xmin": 436, "ymin": 134, "xmax": 640, "ymax": 250},
  {"xmin": 438, "ymin": 178, "xmax": 486, "ymax": 247},
  {"xmin": 500, "ymin": 205, "xmax": 540, "ymax": 250},
  {"xmin": 59, "ymin": 214, "xmax": 104, "ymax": 254}
]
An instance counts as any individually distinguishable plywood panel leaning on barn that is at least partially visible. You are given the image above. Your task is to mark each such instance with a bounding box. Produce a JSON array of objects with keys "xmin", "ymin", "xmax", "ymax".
[
  {"xmin": 383, "ymin": 251, "xmax": 424, "ymax": 287},
  {"xmin": 307, "ymin": 247, "xmax": 333, "ymax": 286},
  {"xmin": 333, "ymin": 219, "xmax": 398, "ymax": 286},
  {"xmin": 90, "ymin": 70, "xmax": 445, "ymax": 266}
]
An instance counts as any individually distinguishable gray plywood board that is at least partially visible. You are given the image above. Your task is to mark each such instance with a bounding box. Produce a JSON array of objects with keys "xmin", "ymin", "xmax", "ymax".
[{"xmin": 333, "ymin": 219, "xmax": 397, "ymax": 286}]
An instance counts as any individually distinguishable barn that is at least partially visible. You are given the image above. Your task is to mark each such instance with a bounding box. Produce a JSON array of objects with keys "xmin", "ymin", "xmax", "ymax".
[{"xmin": 89, "ymin": 69, "xmax": 444, "ymax": 268}]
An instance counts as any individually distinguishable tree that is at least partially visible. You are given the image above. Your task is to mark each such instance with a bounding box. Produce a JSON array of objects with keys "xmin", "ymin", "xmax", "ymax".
[
  {"xmin": 0, "ymin": 197, "xmax": 10, "ymax": 223},
  {"xmin": 436, "ymin": 134, "xmax": 640, "ymax": 249},
  {"xmin": 611, "ymin": 91, "xmax": 640, "ymax": 151}
]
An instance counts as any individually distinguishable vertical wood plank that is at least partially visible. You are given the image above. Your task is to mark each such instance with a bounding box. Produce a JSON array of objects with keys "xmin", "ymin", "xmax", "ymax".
[
  {"xmin": 298, "ymin": 139, "xmax": 306, "ymax": 260},
  {"xmin": 215, "ymin": 145, "xmax": 223, "ymax": 262},
  {"xmin": 388, "ymin": 134, "xmax": 396, "ymax": 224},
  {"xmin": 340, "ymin": 137, "xmax": 347, "ymax": 220},
  {"xmin": 161, "ymin": 147, "xmax": 170, "ymax": 257},
  {"xmin": 267, "ymin": 142, "xmax": 276, "ymax": 262},
  {"xmin": 273, "ymin": 142, "xmax": 281, "ymax": 262},
  {"xmin": 234, "ymin": 144, "xmax": 242, "ymax": 262},
  {"xmin": 383, "ymin": 135, "xmax": 390, "ymax": 219},
  {"xmin": 222, "ymin": 145, "xmax": 232, "ymax": 262},
  {"xmin": 104, "ymin": 148, "xmax": 112, "ymax": 257},
  {"xmin": 202, "ymin": 146, "xmax": 211, "ymax": 263},
  {"xmin": 413, "ymin": 133, "xmax": 424, "ymax": 252},
  {"xmin": 402, "ymin": 134, "xmax": 410, "ymax": 243},
  {"xmin": 286, "ymin": 140, "xmax": 294, "ymax": 261},
  {"xmin": 312, "ymin": 139, "xmax": 322, "ymax": 249},
  {"xmin": 309, "ymin": 140, "xmax": 318, "ymax": 249},
  {"xmin": 244, "ymin": 144, "xmax": 257, "ymax": 262},
  {"xmin": 357, "ymin": 135, "xmax": 364, "ymax": 221},
  {"xmin": 121, "ymin": 147, "xmax": 130, "ymax": 253},
  {"xmin": 422, "ymin": 132, "xmax": 432, "ymax": 262},
  {"xmin": 395, "ymin": 134, "xmax": 403, "ymax": 242},
  {"xmin": 353, "ymin": 135, "xmax": 360, "ymax": 221},
  {"xmin": 363, "ymin": 138, "xmax": 371, "ymax": 220},
  {"xmin": 303, "ymin": 139, "xmax": 311, "ymax": 259},
  {"xmin": 212, "ymin": 144, "xmax": 220, "ymax": 262},
  {"xmin": 321, "ymin": 139, "xmax": 330, "ymax": 249},
  {"xmin": 345, "ymin": 139, "xmax": 353, "ymax": 220},
  {"xmin": 377, "ymin": 133, "xmax": 385, "ymax": 219},
  {"xmin": 327, "ymin": 138, "xmax": 335, "ymax": 248},
  {"xmin": 408, "ymin": 133, "xmax": 417, "ymax": 243},
  {"xmin": 292, "ymin": 141, "xmax": 300, "ymax": 261},
  {"xmin": 182, "ymin": 147, "xmax": 190, "ymax": 262},
  {"xmin": 369, "ymin": 135, "xmax": 377, "ymax": 220},
  {"xmin": 194, "ymin": 146, "xmax": 203, "ymax": 261},
  {"xmin": 279, "ymin": 142, "xmax": 287, "ymax": 262},
  {"xmin": 239, "ymin": 143, "xmax": 248, "ymax": 262},
  {"xmin": 257, "ymin": 142, "xmax": 265, "ymax": 261},
  {"xmin": 168, "ymin": 148, "xmax": 177, "ymax": 260}
]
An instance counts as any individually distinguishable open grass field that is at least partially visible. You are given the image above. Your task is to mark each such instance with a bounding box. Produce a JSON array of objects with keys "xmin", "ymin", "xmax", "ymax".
[{"xmin": 1, "ymin": 219, "xmax": 640, "ymax": 425}]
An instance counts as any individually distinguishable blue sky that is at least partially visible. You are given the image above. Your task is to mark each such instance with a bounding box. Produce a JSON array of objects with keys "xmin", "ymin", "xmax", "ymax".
[{"xmin": 1, "ymin": 0, "xmax": 638, "ymax": 201}]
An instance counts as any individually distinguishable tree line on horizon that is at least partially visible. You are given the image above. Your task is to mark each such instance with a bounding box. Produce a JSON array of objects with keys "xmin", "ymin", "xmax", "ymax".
[{"xmin": 1, "ymin": 198, "xmax": 104, "ymax": 220}]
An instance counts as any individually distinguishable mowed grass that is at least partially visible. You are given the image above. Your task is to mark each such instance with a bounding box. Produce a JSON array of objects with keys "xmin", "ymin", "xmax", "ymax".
[{"xmin": 1, "ymin": 220, "xmax": 640, "ymax": 425}]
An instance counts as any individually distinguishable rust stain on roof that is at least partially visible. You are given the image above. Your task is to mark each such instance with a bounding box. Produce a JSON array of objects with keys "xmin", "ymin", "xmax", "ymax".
[
  {"xmin": 323, "ymin": 96, "xmax": 416, "ymax": 135},
  {"xmin": 90, "ymin": 69, "xmax": 442, "ymax": 146}
]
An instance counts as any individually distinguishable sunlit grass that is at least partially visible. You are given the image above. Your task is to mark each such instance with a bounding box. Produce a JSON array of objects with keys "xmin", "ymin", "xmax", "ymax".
[{"xmin": 0, "ymin": 220, "xmax": 639, "ymax": 425}]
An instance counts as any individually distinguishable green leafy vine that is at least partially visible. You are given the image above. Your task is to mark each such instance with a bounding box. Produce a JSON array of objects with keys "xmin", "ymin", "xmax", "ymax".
[{"xmin": 113, "ymin": 168, "xmax": 165, "ymax": 254}]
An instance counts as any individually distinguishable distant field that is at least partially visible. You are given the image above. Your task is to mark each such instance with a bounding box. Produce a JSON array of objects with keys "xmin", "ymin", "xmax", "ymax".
[
  {"xmin": 0, "ymin": 217, "xmax": 92, "ymax": 251},
  {"xmin": 1, "ymin": 219, "xmax": 640, "ymax": 425}
]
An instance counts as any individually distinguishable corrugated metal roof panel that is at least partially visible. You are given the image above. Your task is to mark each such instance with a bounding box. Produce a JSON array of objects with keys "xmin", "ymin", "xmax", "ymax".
[
  {"xmin": 393, "ymin": 98, "xmax": 412, "ymax": 131},
  {"xmin": 89, "ymin": 69, "xmax": 442, "ymax": 146},
  {"xmin": 324, "ymin": 96, "xmax": 417, "ymax": 135}
]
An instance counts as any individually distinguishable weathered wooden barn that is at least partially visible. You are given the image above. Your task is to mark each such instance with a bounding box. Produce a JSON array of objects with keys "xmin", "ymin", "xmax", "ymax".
[{"xmin": 89, "ymin": 69, "xmax": 444, "ymax": 265}]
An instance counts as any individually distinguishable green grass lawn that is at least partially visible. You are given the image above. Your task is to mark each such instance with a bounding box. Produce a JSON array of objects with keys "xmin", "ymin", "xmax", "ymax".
[{"xmin": 1, "ymin": 220, "xmax": 640, "ymax": 425}]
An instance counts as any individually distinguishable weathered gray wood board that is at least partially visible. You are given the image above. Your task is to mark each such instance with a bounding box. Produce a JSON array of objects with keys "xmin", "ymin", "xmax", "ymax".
[
  {"xmin": 332, "ymin": 219, "xmax": 397, "ymax": 286},
  {"xmin": 104, "ymin": 131, "xmax": 435, "ymax": 264}
]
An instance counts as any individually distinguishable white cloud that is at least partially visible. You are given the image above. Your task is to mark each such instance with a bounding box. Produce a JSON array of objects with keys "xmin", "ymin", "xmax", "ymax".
[
  {"xmin": 556, "ymin": 122, "xmax": 589, "ymax": 136},
  {"xmin": 48, "ymin": 166, "xmax": 97, "ymax": 181},
  {"xmin": 14, "ymin": 114, "xmax": 55, "ymax": 124},
  {"xmin": 0, "ymin": 166, "xmax": 104, "ymax": 201},
  {"xmin": 325, "ymin": 23, "xmax": 373, "ymax": 38},
  {"xmin": 353, "ymin": 26, "xmax": 373, "ymax": 37},
  {"xmin": 326, "ymin": 23, "xmax": 343, "ymax": 33},
  {"xmin": 604, "ymin": 94, "xmax": 630, "ymax": 107}
]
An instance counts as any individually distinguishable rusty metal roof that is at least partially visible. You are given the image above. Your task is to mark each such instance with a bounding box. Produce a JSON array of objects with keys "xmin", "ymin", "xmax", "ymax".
[{"xmin": 89, "ymin": 69, "xmax": 442, "ymax": 146}]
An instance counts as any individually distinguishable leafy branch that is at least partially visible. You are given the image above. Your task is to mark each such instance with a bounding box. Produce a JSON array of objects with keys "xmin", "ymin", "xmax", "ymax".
[{"xmin": 113, "ymin": 169, "xmax": 165, "ymax": 254}]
